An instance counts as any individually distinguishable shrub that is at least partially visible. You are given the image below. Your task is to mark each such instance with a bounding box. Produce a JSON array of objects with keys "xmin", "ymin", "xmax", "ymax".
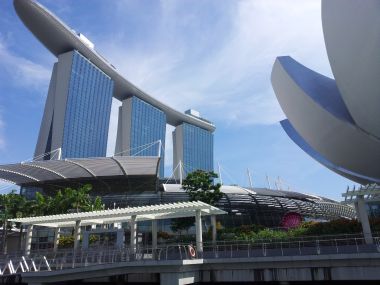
[
  {"xmin": 219, "ymin": 218, "xmax": 369, "ymax": 242},
  {"xmin": 58, "ymin": 235, "xmax": 74, "ymax": 248},
  {"xmin": 157, "ymin": 231, "xmax": 171, "ymax": 239}
]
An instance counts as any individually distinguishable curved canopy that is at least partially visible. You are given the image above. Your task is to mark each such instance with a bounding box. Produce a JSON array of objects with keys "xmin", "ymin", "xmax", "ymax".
[
  {"xmin": 0, "ymin": 156, "xmax": 160, "ymax": 185},
  {"xmin": 161, "ymin": 184, "xmax": 356, "ymax": 220}
]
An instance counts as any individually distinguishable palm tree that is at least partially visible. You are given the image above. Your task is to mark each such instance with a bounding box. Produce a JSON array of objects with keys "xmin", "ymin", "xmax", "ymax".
[
  {"xmin": 0, "ymin": 185, "xmax": 105, "ymax": 254},
  {"xmin": 0, "ymin": 190, "xmax": 27, "ymax": 254},
  {"xmin": 63, "ymin": 185, "xmax": 93, "ymax": 213}
]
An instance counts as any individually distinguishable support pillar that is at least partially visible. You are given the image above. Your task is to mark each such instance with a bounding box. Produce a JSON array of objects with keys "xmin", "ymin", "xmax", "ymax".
[
  {"xmin": 356, "ymin": 195, "xmax": 373, "ymax": 244},
  {"xmin": 130, "ymin": 215, "xmax": 137, "ymax": 254},
  {"xmin": 152, "ymin": 220, "xmax": 158, "ymax": 258},
  {"xmin": 195, "ymin": 210, "xmax": 203, "ymax": 255},
  {"xmin": 24, "ymin": 225, "xmax": 33, "ymax": 256},
  {"xmin": 73, "ymin": 220, "xmax": 81, "ymax": 251},
  {"xmin": 211, "ymin": 215, "xmax": 217, "ymax": 245},
  {"xmin": 53, "ymin": 227, "xmax": 60, "ymax": 252}
]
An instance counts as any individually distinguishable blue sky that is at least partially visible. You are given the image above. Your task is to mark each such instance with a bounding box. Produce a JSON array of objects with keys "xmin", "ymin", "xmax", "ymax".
[{"xmin": 0, "ymin": 0, "xmax": 357, "ymax": 200}]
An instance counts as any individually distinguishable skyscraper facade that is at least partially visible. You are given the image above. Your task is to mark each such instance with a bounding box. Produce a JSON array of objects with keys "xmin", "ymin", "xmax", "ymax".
[
  {"xmin": 173, "ymin": 123, "xmax": 214, "ymax": 176},
  {"xmin": 115, "ymin": 97, "xmax": 166, "ymax": 177},
  {"xmin": 15, "ymin": 0, "xmax": 215, "ymax": 180},
  {"xmin": 34, "ymin": 50, "xmax": 114, "ymax": 160}
]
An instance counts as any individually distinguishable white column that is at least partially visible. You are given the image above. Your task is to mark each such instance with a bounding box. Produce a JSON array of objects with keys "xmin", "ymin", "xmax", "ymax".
[
  {"xmin": 195, "ymin": 210, "xmax": 203, "ymax": 254},
  {"xmin": 211, "ymin": 215, "xmax": 217, "ymax": 245},
  {"xmin": 356, "ymin": 195, "xmax": 373, "ymax": 244},
  {"xmin": 130, "ymin": 215, "xmax": 137, "ymax": 254},
  {"xmin": 53, "ymin": 227, "xmax": 60, "ymax": 252},
  {"xmin": 73, "ymin": 220, "xmax": 81, "ymax": 251},
  {"xmin": 152, "ymin": 220, "xmax": 158, "ymax": 258},
  {"xmin": 24, "ymin": 225, "xmax": 33, "ymax": 256}
]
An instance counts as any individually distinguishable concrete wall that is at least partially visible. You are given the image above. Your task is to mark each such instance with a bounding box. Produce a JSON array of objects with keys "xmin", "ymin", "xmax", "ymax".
[{"xmin": 21, "ymin": 253, "xmax": 380, "ymax": 284}]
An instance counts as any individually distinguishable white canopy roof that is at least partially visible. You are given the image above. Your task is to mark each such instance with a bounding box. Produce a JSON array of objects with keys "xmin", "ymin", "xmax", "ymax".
[
  {"xmin": 162, "ymin": 184, "xmax": 252, "ymax": 194},
  {"xmin": 9, "ymin": 201, "xmax": 226, "ymax": 228},
  {"xmin": 0, "ymin": 156, "xmax": 160, "ymax": 185}
]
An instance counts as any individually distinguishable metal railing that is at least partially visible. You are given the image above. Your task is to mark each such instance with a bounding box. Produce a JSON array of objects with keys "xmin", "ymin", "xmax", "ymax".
[
  {"xmin": 1, "ymin": 236, "xmax": 380, "ymax": 276},
  {"xmin": 201, "ymin": 236, "xmax": 380, "ymax": 259}
]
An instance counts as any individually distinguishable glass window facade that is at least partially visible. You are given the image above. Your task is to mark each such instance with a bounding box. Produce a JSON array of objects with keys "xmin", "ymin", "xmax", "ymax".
[
  {"xmin": 62, "ymin": 50, "xmax": 114, "ymax": 158},
  {"xmin": 130, "ymin": 97, "xmax": 166, "ymax": 177},
  {"xmin": 182, "ymin": 123, "xmax": 213, "ymax": 174}
]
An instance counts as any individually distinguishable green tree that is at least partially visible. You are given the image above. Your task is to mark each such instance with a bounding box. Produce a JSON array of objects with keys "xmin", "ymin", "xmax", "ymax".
[
  {"xmin": 182, "ymin": 170, "xmax": 222, "ymax": 205},
  {"xmin": 34, "ymin": 184, "xmax": 102, "ymax": 214},
  {"xmin": 59, "ymin": 184, "xmax": 93, "ymax": 213},
  {"xmin": 0, "ymin": 190, "xmax": 27, "ymax": 254},
  {"xmin": 0, "ymin": 184, "xmax": 105, "ymax": 253},
  {"xmin": 28, "ymin": 192, "xmax": 51, "ymax": 216},
  {"xmin": 92, "ymin": 196, "xmax": 103, "ymax": 211}
]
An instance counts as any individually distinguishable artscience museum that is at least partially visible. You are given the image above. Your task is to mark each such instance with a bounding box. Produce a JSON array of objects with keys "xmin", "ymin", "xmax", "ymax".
[{"xmin": 271, "ymin": 0, "xmax": 380, "ymax": 186}]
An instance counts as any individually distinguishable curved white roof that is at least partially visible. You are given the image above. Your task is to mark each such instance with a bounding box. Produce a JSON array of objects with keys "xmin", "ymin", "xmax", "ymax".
[
  {"xmin": 161, "ymin": 184, "xmax": 332, "ymax": 202},
  {"xmin": 0, "ymin": 156, "xmax": 159, "ymax": 185},
  {"xmin": 13, "ymin": 0, "xmax": 215, "ymax": 132}
]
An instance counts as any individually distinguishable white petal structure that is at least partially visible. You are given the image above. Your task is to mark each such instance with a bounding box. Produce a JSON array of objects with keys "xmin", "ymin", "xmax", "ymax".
[
  {"xmin": 271, "ymin": 0, "xmax": 380, "ymax": 185},
  {"xmin": 322, "ymin": 0, "xmax": 380, "ymax": 139}
]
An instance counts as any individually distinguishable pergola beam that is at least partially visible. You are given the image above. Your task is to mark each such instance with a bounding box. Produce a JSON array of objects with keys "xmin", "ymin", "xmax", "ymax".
[
  {"xmin": 10, "ymin": 201, "xmax": 225, "ymax": 227},
  {"xmin": 12, "ymin": 201, "xmax": 226, "ymax": 256}
]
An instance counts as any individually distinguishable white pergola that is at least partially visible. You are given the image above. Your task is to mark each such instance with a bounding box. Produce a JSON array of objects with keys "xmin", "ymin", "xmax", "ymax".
[
  {"xmin": 10, "ymin": 201, "xmax": 226, "ymax": 256},
  {"xmin": 341, "ymin": 184, "xmax": 380, "ymax": 245}
]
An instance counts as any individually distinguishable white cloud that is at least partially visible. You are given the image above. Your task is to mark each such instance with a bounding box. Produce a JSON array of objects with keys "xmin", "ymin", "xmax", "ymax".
[
  {"xmin": 0, "ymin": 180, "xmax": 17, "ymax": 194},
  {"xmin": 0, "ymin": 39, "xmax": 51, "ymax": 90},
  {"xmin": 97, "ymin": 0, "xmax": 330, "ymax": 130}
]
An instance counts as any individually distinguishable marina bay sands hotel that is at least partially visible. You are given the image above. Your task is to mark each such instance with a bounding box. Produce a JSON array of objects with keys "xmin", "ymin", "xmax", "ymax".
[{"xmin": 15, "ymin": 0, "xmax": 215, "ymax": 178}]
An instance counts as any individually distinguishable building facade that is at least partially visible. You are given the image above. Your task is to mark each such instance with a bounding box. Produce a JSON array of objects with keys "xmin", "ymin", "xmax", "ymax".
[
  {"xmin": 115, "ymin": 97, "xmax": 166, "ymax": 177},
  {"xmin": 15, "ymin": 0, "xmax": 216, "ymax": 180},
  {"xmin": 35, "ymin": 50, "xmax": 114, "ymax": 160},
  {"xmin": 173, "ymin": 122, "xmax": 214, "ymax": 177}
]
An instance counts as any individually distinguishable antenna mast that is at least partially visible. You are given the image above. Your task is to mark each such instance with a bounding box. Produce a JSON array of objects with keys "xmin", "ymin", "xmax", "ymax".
[
  {"xmin": 179, "ymin": 160, "xmax": 183, "ymax": 184},
  {"xmin": 157, "ymin": 140, "xmax": 162, "ymax": 157},
  {"xmin": 247, "ymin": 168, "xmax": 253, "ymax": 189},
  {"xmin": 218, "ymin": 162, "xmax": 223, "ymax": 185},
  {"xmin": 57, "ymin": 148, "xmax": 62, "ymax": 160},
  {"xmin": 266, "ymin": 174, "xmax": 272, "ymax": 189}
]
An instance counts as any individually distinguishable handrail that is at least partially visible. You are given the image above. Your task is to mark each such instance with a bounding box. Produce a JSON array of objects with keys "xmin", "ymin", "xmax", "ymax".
[{"xmin": 1, "ymin": 236, "xmax": 380, "ymax": 276}]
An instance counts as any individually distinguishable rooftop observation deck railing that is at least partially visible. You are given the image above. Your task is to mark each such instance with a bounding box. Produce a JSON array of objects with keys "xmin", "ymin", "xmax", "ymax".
[{"xmin": 1, "ymin": 234, "xmax": 380, "ymax": 277}]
